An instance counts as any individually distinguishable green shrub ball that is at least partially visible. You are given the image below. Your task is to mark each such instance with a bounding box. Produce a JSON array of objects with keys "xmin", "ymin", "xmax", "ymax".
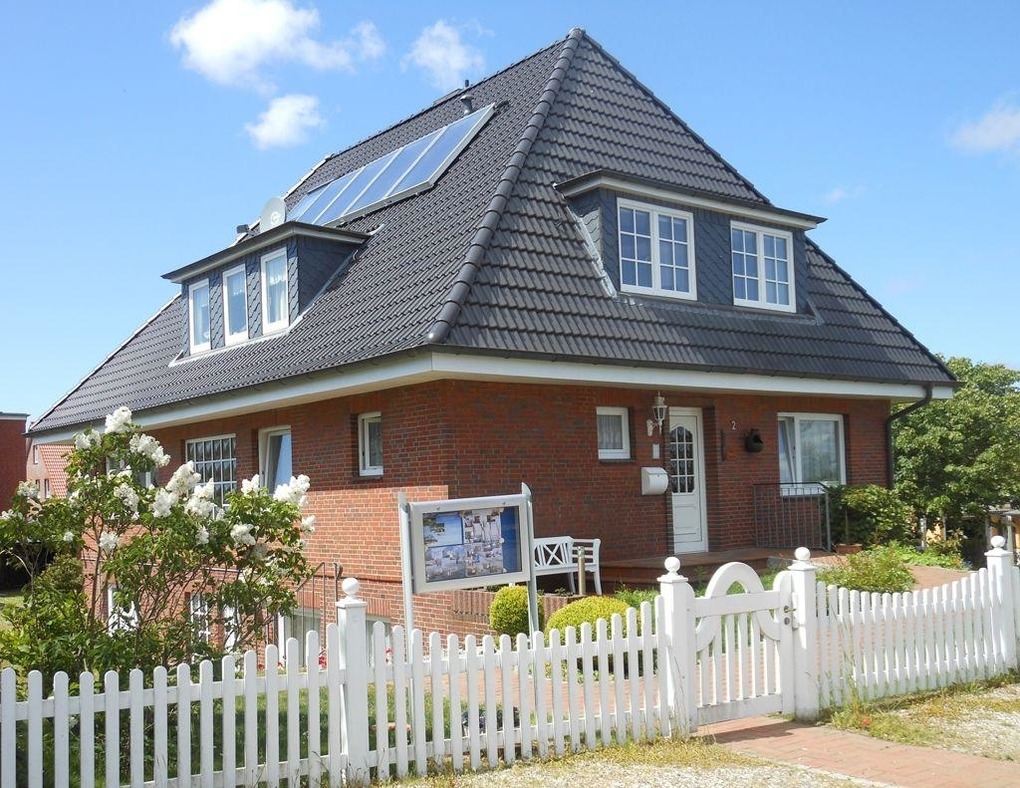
[
  {"xmin": 489, "ymin": 585, "xmax": 544, "ymax": 636},
  {"xmin": 546, "ymin": 596, "xmax": 631, "ymax": 639}
]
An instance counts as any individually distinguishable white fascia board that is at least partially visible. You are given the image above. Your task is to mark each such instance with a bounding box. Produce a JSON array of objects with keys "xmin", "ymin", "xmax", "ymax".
[
  {"xmin": 32, "ymin": 352, "xmax": 951, "ymax": 443},
  {"xmin": 559, "ymin": 174, "xmax": 820, "ymax": 231}
]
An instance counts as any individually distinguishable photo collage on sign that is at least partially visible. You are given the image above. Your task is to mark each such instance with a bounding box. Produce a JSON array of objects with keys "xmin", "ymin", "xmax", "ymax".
[{"xmin": 423, "ymin": 507, "xmax": 506, "ymax": 583}]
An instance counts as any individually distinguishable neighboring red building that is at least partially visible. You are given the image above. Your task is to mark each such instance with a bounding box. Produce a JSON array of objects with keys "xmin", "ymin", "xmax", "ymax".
[
  {"xmin": 25, "ymin": 441, "xmax": 70, "ymax": 500},
  {"xmin": 0, "ymin": 413, "xmax": 28, "ymax": 507},
  {"xmin": 27, "ymin": 30, "xmax": 955, "ymax": 634}
]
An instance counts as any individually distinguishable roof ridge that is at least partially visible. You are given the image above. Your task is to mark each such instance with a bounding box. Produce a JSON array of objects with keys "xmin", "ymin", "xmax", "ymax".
[
  {"xmin": 426, "ymin": 28, "xmax": 585, "ymax": 343},
  {"xmin": 276, "ymin": 34, "xmax": 576, "ymax": 220},
  {"xmin": 805, "ymin": 238, "xmax": 957, "ymax": 384},
  {"xmin": 578, "ymin": 31, "xmax": 772, "ymax": 207}
]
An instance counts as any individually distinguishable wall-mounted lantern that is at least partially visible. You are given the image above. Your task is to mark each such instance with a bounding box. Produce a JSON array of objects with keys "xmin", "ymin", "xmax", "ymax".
[
  {"xmin": 646, "ymin": 392, "xmax": 668, "ymax": 436},
  {"xmin": 744, "ymin": 428, "xmax": 765, "ymax": 453}
]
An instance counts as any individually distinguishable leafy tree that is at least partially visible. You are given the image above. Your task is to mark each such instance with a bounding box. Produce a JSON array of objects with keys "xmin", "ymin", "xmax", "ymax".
[
  {"xmin": 0, "ymin": 407, "xmax": 314, "ymax": 682},
  {"xmin": 893, "ymin": 357, "xmax": 1020, "ymax": 524}
]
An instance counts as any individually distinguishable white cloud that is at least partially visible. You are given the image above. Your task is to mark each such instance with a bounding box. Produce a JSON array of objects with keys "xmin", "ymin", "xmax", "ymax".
[
  {"xmin": 403, "ymin": 20, "xmax": 485, "ymax": 92},
  {"xmin": 823, "ymin": 185, "xmax": 865, "ymax": 204},
  {"xmin": 170, "ymin": 0, "xmax": 384, "ymax": 92},
  {"xmin": 245, "ymin": 94, "xmax": 324, "ymax": 149},
  {"xmin": 950, "ymin": 98, "xmax": 1020, "ymax": 155}
]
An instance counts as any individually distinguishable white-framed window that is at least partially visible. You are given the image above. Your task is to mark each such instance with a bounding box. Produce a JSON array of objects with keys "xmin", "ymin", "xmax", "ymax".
[
  {"xmin": 731, "ymin": 222, "xmax": 795, "ymax": 312},
  {"xmin": 185, "ymin": 435, "xmax": 237, "ymax": 507},
  {"xmin": 358, "ymin": 413, "xmax": 383, "ymax": 476},
  {"xmin": 261, "ymin": 249, "xmax": 289, "ymax": 334},
  {"xmin": 223, "ymin": 264, "xmax": 249, "ymax": 346},
  {"xmin": 618, "ymin": 199, "xmax": 696, "ymax": 299},
  {"xmin": 42, "ymin": 479, "xmax": 51, "ymax": 500},
  {"xmin": 188, "ymin": 279, "xmax": 211, "ymax": 353},
  {"xmin": 107, "ymin": 585, "xmax": 138, "ymax": 633},
  {"xmin": 596, "ymin": 406, "xmax": 631, "ymax": 460},
  {"xmin": 260, "ymin": 427, "xmax": 293, "ymax": 490},
  {"xmin": 777, "ymin": 413, "xmax": 846, "ymax": 493},
  {"xmin": 32, "ymin": 445, "xmax": 39, "ymax": 464},
  {"xmin": 189, "ymin": 593, "xmax": 211, "ymax": 644}
]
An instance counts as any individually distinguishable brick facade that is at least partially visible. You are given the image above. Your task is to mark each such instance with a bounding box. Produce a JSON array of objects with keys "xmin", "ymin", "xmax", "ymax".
[
  {"xmin": 0, "ymin": 414, "xmax": 28, "ymax": 506},
  {"xmin": 145, "ymin": 381, "xmax": 890, "ymax": 634}
]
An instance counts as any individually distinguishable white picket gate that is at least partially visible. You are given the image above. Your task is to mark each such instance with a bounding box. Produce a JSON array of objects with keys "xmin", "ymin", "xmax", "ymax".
[{"xmin": 4, "ymin": 541, "xmax": 1020, "ymax": 786}]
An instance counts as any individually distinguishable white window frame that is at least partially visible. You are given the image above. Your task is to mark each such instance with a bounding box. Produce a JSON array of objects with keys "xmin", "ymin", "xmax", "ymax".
[
  {"xmin": 358, "ymin": 412, "xmax": 383, "ymax": 477},
  {"xmin": 260, "ymin": 249, "xmax": 290, "ymax": 334},
  {"xmin": 185, "ymin": 434, "xmax": 237, "ymax": 507},
  {"xmin": 617, "ymin": 198, "xmax": 697, "ymax": 300},
  {"xmin": 731, "ymin": 221, "xmax": 796, "ymax": 313},
  {"xmin": 188, "ymin": 279, "xmax": 211, "ymax": 353},
  {"xmin": 777, "ymin": 412, "xmax": 846, "ymax": 495},
  {"xmin": 596, "ymin": 406, "xmax": 631, "ymax": 460},
  {"xmin": 223, "ymin": 263, "xmax": 249, "ymax": 346},
  {"xmin": 32, "ymin": 445, "xmax": 39, "ymax": 464},
  {"xmin": 42, "ymin": 479, "xmax": 51, "ymax": 499},
  {"xmin": 259, "ymin": 426, "xmax": 293, "ymax": 490},
  {"xmin": 107, "ymin": 585, "xmax": 138, "ymax": 633},
  {"xmin": 189, "ymin": 593, "xmax": 211, "ymax": 644}
]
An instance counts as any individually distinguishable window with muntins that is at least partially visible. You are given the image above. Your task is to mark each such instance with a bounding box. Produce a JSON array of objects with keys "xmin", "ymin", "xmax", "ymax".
[
  {"xmin": 260, "ymin": 427, "xmax": 293, "ymax": 491},
  {"xmin": 223, "ymin": 264, "xmax": 248, "ymax": 345},
  {"xmin": 261, "ymin": 250, "xmax": 289, "ymax": 334},
  {"xmin": 618, "ymin": 200, "xmax": 696, "ymax": 299},
  {"xmin": 777, "ymin": 413, "xmax": 845, "ymax": 493},
  {"xmin": 185, "ymin": 435, "xmax": 237, "ymax": 507},
  {"xmin": 731, "ymin": 222, "xmax": 795, "ymax": 312},
  {"xmin": 359, "ymin": 413, "xmax": 383, "ymax": 476},
  {"xmin": 596, "ymin": 406, "xmax": 630, "ymax": 460},
  {"xmin": 189, "ymin": 280, "xmax": 211, "ymax": 353}
]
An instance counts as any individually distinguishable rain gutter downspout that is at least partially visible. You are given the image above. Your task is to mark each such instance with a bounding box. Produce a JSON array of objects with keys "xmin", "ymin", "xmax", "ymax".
[{"xmin": 884, "ymin": 383, "xmax": 933, "ymax": 487}]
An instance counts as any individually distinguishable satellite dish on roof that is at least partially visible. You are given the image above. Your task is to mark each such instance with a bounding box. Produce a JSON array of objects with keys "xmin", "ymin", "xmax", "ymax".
[{"xmin": 260, "ymin": 196, "xmax": 287, "ymax": 231}]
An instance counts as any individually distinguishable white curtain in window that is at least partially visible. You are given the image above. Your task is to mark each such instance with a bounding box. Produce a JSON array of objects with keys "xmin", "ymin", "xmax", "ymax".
[
  {"xmin": 597, "ymin": 413, "xmax": 623, "ymax": 450},
  {"xmin": 777, "ymin": 418, "xmax": 795, "ymax": 484},
  {"xmin": 800, "ymin": 419, "xmax": 840, "ymax": 483},
  {"xmin": 266, "ymin": 258, "xmax": 287, "ymax": 325}
]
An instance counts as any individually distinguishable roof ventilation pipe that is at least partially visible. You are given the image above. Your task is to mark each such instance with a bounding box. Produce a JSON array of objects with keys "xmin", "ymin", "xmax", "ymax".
[{"xmin": 459, "ymin": 80, "xmax": 474, "ymax": 115}]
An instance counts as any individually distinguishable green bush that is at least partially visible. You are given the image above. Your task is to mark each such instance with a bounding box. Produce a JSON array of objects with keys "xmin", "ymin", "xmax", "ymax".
[
  {"xmin": 884, "ymin": 540, "xmax": 968, "ymax": 570},
  {"xmin": 546, "ymin": 596, "xmax": 631, "ymax": 639},
  {"xmin": 614, "ymin": 586, "xmax": 657, "ymax": 609},
  {"xmin": 830, "ymin": 484, "xmax": 913, "ymax": 546},
  {"xmin": 820, "ymin": 546, "xmax": 914, "ymax": 593},
  {"xmin": 489, "ymin": 585, "xmax": 543, "ymax": 637}
]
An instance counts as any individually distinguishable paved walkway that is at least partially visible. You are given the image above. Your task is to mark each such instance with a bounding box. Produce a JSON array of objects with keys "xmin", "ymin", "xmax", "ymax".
[{"xmin": 702, "ymin": 715, "xmax": 1016, "ymax": 787}]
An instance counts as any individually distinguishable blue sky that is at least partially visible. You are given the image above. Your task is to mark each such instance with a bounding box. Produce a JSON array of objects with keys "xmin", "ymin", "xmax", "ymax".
[{"xmin": 3, "ymin": 1, "xmax": 1019, "ymax": 422}]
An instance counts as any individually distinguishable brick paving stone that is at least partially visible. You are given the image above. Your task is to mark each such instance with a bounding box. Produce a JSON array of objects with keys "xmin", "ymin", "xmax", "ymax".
[{"xmin": 701, "ymin": 715, "xmax": 1018, "ymax": 788}]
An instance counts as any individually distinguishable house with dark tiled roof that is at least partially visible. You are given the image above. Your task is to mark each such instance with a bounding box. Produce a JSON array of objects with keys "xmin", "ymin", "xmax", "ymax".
[{"xmin": 28, "ymin": 29, "xmax": 954, "ymax": 632}]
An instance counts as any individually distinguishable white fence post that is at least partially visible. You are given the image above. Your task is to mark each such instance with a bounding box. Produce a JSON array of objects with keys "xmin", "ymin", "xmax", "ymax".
[
  {"xmin": 658, "ymin": 556, "xmax": 697, "ymax": 736},
  {"xmin": 788, "ymin": 546, "xmax": 820, "ymax": 721},
  {"xmin": 986, "ymin": 535, "xmax": 1018, "ymax": 669},
  {"xmin": 337, "ymin": 577, "xmax": 371, "ymax": 785}
]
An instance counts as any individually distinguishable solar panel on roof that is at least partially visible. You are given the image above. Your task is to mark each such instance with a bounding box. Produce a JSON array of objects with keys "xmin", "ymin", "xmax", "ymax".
[{"xmin": 288, "ymin": 104, "xmax": 494, "ymax": 228}]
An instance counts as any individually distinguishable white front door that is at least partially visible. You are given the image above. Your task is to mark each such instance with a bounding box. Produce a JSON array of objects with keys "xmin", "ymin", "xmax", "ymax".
[{"xmin": 669, "ymin": 407, "xmax": 708, "ymax": 553}]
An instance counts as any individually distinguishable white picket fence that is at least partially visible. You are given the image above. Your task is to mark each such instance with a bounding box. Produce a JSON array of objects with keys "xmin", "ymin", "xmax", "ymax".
[{"xmin": 4, "ymin": 540, "xmax": 1020, "ymax": 786}]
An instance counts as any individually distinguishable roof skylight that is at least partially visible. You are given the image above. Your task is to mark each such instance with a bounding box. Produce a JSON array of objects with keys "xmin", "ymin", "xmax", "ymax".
[{"xmin": 289, "ymin": 104, "xmax": 495, "ymax": 227}]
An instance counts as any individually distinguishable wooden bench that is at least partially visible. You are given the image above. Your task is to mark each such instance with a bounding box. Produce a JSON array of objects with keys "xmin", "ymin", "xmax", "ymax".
[{"xmin": 532, "ymin": 536, "xmax": 602, "ymax": 596}]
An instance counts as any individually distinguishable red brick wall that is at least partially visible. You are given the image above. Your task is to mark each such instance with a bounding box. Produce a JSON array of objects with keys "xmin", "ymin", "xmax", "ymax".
[
  {"xmin": 147, "ymin": 382, "xmax": 891, "ymax": 633},
  {"xmin": 0, "ymin": 417, "xmax": 28, "ymax": 506}
]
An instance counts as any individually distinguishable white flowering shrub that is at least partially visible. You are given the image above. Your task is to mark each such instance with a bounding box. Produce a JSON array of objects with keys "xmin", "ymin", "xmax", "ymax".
[{"xmin": 0, "ymin": 407, "xmax": 312, "ymax": 680}]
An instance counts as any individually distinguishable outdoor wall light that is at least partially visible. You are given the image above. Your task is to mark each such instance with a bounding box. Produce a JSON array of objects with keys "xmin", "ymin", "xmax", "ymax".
[{"xmin": 646, "ymin": 392, "xmax": 668, "ymax": 436}]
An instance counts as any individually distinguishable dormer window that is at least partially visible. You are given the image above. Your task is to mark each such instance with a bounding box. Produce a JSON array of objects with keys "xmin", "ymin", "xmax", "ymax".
[
  {"xmin": 731, "ymin": 222, "xmax": 795, "ymax": 313},
  {"xmin": 618, "ymin": 199, "xmax": 696, "ymax": 300},
  {"xmin": 261, "ymin": 250, "xmax": 289, "ymax": 334},
  {"xmin": 223, "ymin": 264, "xmax": 248, "ymax": 345},
  {"xmin": 188, "ymin": 280, "xmax": 211, "ymax": 353}
]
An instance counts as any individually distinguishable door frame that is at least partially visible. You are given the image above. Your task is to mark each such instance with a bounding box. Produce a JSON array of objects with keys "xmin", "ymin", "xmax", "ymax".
[{"xmin": 668, "ymin": 406, "xmax": 709, "ymax": 554}]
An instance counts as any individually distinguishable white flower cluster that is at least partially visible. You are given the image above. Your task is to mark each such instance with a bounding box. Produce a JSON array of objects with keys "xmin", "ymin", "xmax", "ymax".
[
  {"xmin": 74, "ymin": 430, "xmax": 99, "ymax": 450},
  {"xmin": 113, "ymin": 483, "xmax": 140, "ymax": 515},
  {"xmin": 273, "ymin": 474, "xmax": 311, "ymax": 508},
  {"xmin": 196, "ymin": 524, "xmax": 210, "ymax": 545},
  {"xmin": 152, "ymin": 489, "xmax": 175, "ymax": 518},
  {"xmin": 301, "ymin": 515, "xmax": 316, "ymax": 535},
  {"xmin": 241, "ymin": 474, "xmax": 260, "ymax": 494},
  {"xmin": 230, "ymin": 523, "xmax": 257, "ymax": 547},
  {"xmin": 16, "ymin": 481, "xmax": 39, "ymax": 499},
  {"xmin": 129, "ymin": 433, "xmax": 170, "ymax": 468},
  {"xmin": 167, "ymin": 462, "xmax": 201, "ymax": 497},
  {"xmin": 98, "ymin": 531, "xmax": 120, "ymax": 553},
  {"xmin": 63, "ymin": 530, "xmax": 75, "ymax": 543},
  {"xmin": 0, "ymin": 510, "xmax": 13, "ymax": 522},
  {"xmin": 184, "ymin": 481, "xmax": 217, "ymax": 519},
  {"xmin": 104, "ymin": 406, "xmax": 133, "ymax": 435}
]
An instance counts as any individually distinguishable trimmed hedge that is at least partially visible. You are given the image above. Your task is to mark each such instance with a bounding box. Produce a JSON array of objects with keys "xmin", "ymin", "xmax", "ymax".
[
  {"xmin": 546, "ymin": 596, "xmax": 630, "ymax": 638},
  {"xmin": 489, "ymin": 585, "xmax": 544, "ymax": 637}
]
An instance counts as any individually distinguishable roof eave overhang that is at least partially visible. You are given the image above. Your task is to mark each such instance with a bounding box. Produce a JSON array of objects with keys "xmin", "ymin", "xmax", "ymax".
[
  {"xmin": 162, "ymin": 222, "xmax": 369, "ymax": 284},
  {"xmin": 27, "ymin": 350, "xmax": 952, "ymax": 443},
  {"xmin": 556, "ymin": 170, "xmax": 826, "ymax": 230}
]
